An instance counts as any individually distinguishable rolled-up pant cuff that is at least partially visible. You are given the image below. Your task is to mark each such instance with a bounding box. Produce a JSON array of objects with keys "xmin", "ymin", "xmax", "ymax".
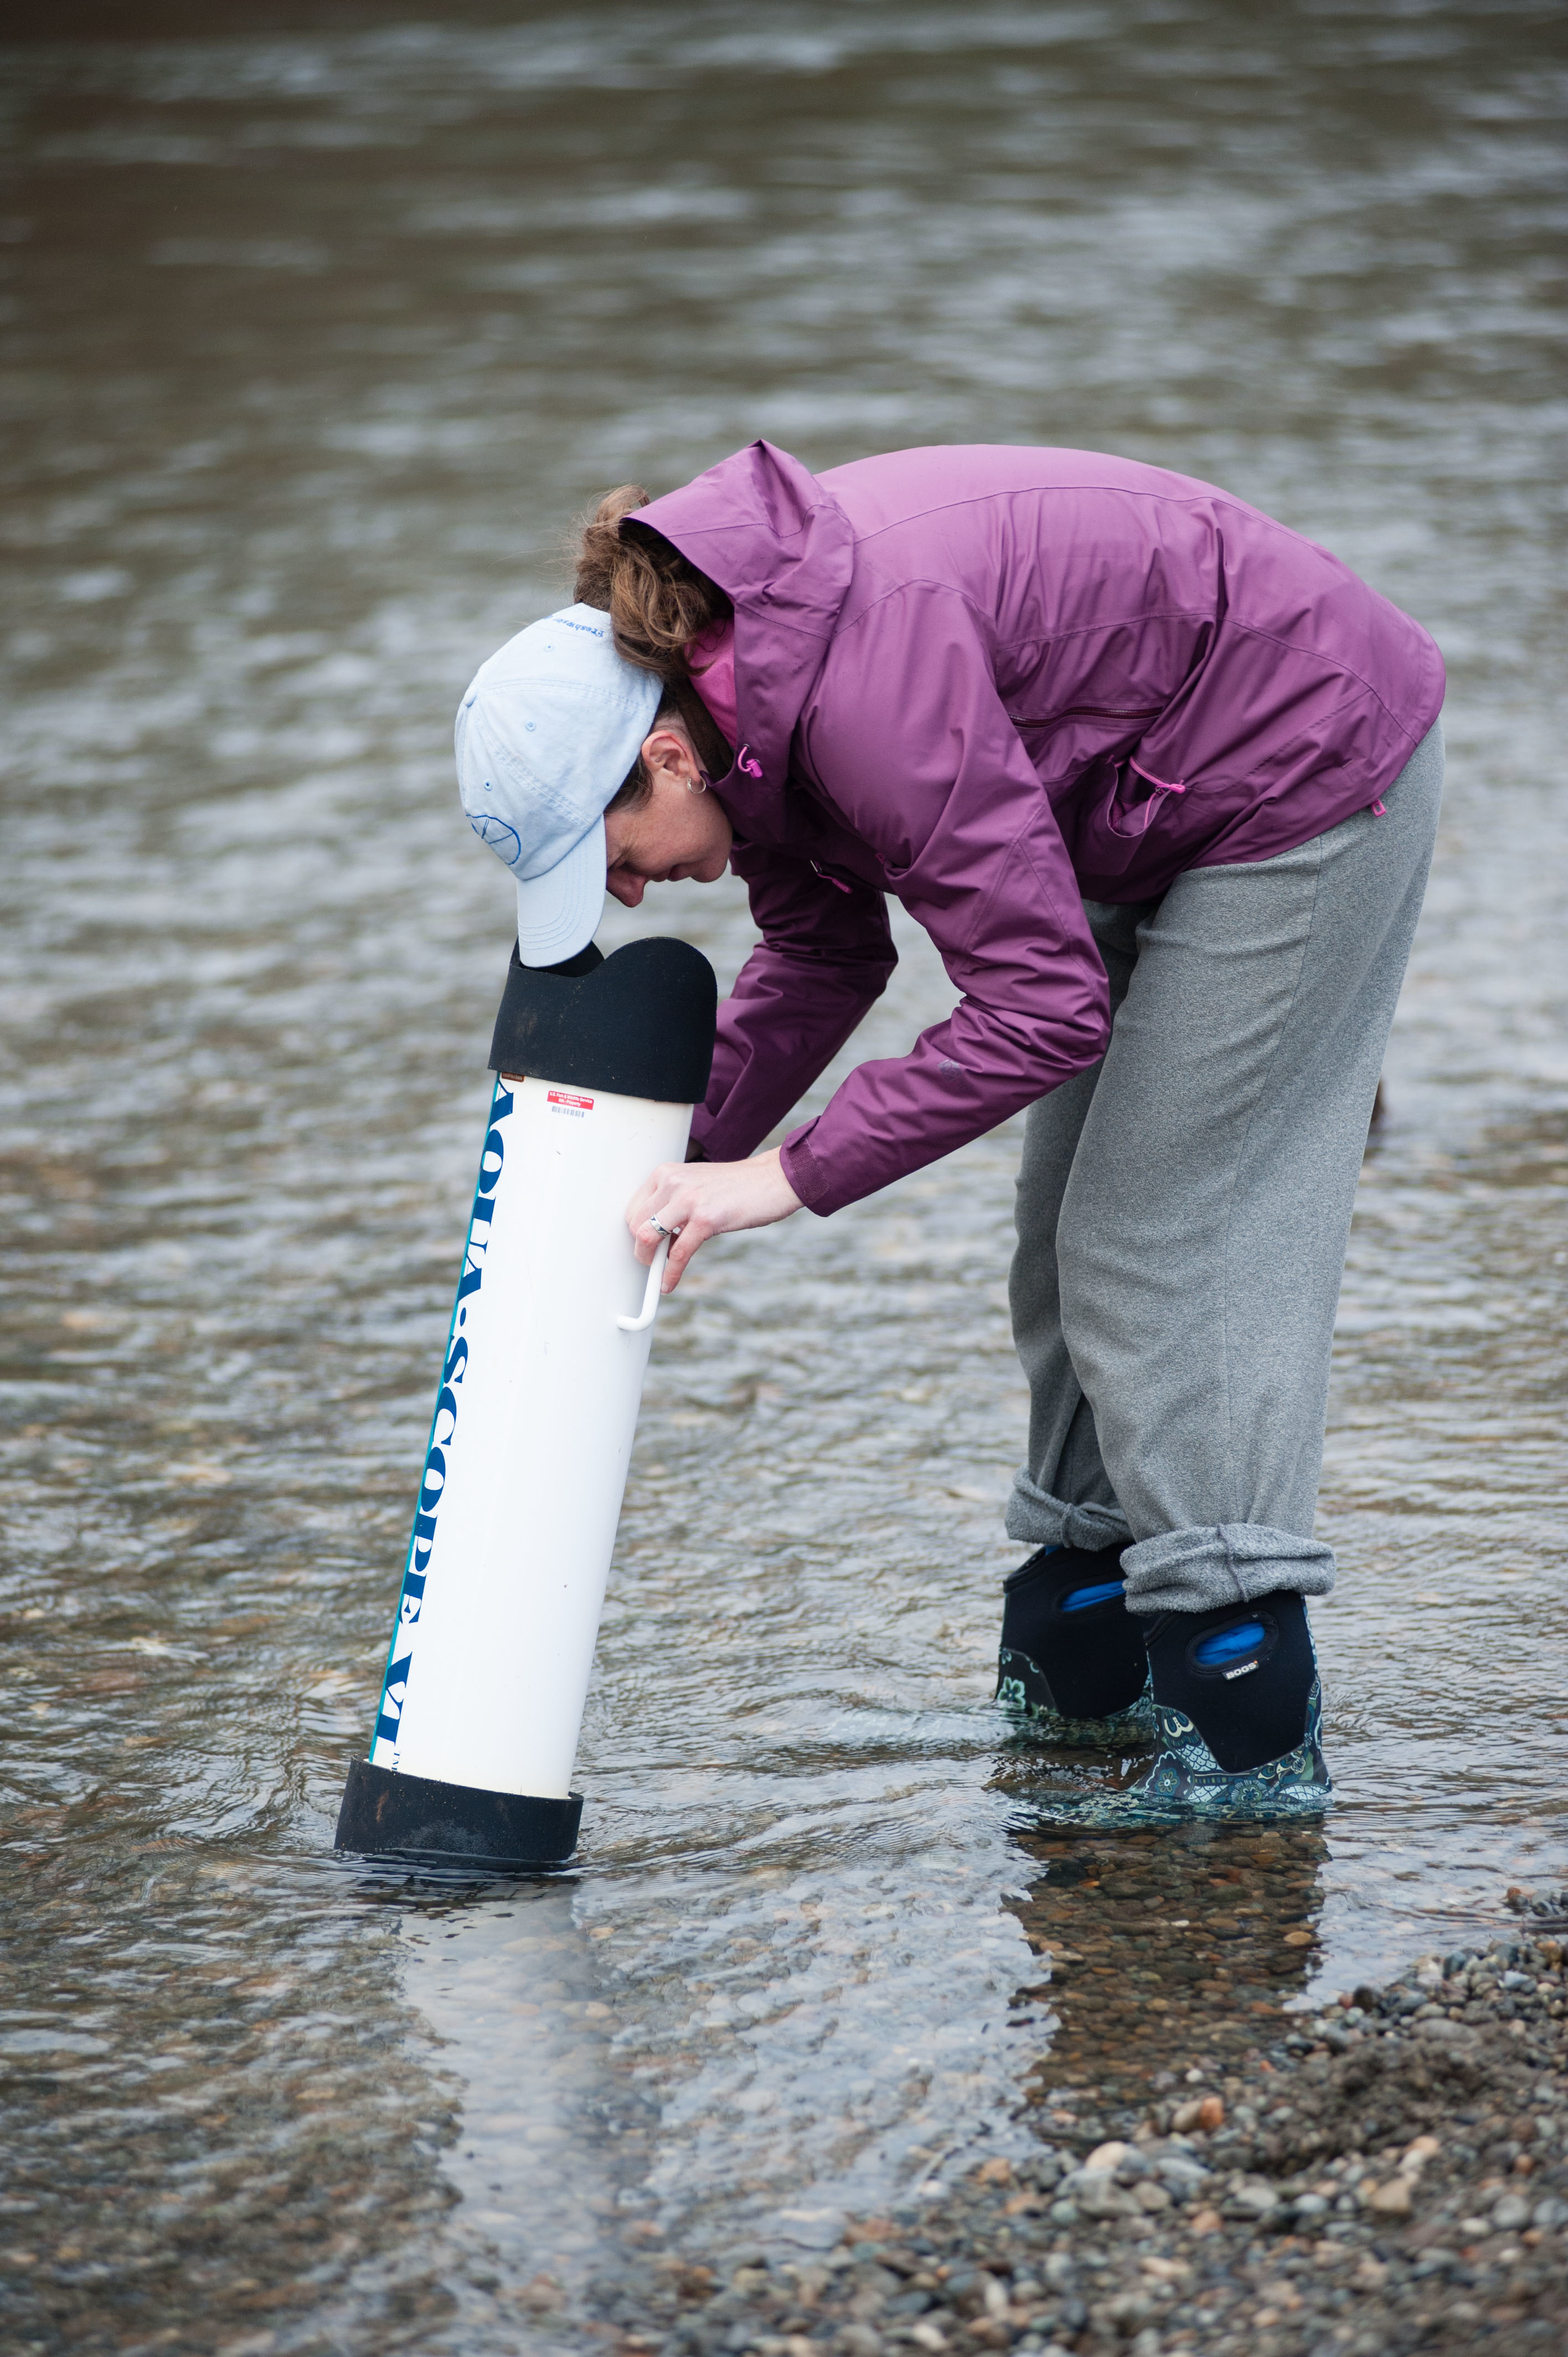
[
  {"xmin": 1005, "ymin": 1470, "xmax": 1133, "ymax": 1555},
  {"xmin": 1120, "ymin": 1524, "xmax": 1336, "ymax": 1617}
]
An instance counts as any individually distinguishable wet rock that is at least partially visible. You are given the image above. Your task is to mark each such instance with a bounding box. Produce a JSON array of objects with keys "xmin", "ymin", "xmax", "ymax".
[
  {"xmin": 1093, "ymin": 2288, "xmax": 1153, "ymax": 2333},
  {"xmin": 1507, "ymin": 1886, "xmax": 1568, "ymax": 1923},
  {"xmin": 518, "ymin": 2273, "xmax": 565, "ymax": 2312},
  {"xmin": 1154, "ymin": 2153, "xmax": 1210, "ymax": 2200},
  {"xmin": 1064, "ymin": 2172, "xmax": 1139, "ymax": 2219},
  {"xmin": 1222, "ymin": 2175, "xmax": 1279, "ymax": 2219}
]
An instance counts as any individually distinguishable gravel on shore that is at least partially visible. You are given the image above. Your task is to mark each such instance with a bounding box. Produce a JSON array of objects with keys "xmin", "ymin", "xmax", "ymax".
[{"xmin": 595, "ymin": 1899, "xmax": 1568, "ymax": 2357}]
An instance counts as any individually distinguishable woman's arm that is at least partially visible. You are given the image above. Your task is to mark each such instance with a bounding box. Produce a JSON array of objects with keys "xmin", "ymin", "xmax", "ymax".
[
  {"xmin": 780, "ymin": 586, "xmax": 1113, "ymax": 1214},
  {"xmin": 691, "ymin": 843, "xmax": 898, "ymax": 1161},
  {"xmin": 633, "ymin": 591, "xmax": 1112, "ymax": 1266}
]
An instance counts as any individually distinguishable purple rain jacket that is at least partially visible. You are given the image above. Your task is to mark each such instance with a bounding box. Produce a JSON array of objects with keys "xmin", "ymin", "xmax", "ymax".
[{"xmin": 636, "ymin": 442, "xmax": 1444, "ymax": 1217}]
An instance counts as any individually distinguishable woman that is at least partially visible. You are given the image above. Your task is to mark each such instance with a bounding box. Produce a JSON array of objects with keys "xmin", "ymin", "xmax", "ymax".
[{"xmin": 454, "ymin": 441, "xmax": 1444, "ymax": 1823}]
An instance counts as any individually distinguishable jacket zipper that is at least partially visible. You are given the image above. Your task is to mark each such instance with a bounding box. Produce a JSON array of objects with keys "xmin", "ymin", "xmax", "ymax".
[{"xmin": 1009, "ymin": 704, "xmax": 1163, "ymax": 730}]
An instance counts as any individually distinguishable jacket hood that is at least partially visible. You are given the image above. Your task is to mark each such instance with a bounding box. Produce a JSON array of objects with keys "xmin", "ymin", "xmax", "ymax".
[{"xmin": 636, "ymin": 441, "xmax": 854, "ymax": 840}]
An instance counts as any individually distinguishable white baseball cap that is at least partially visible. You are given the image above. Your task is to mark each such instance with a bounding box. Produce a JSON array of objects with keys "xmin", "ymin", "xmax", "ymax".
[{"xmin": 454, "ymin": 604, "xmax": 663, "ymax": 966}]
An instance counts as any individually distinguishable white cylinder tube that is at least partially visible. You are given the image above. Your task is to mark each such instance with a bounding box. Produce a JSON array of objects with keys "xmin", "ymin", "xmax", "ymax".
[
  {"xmin": 335, "ymin": 933, "xmax": 714, "ymax": 1869},
  {"xmin": 368, "ymin": 1070, "xmax": 690, "ymax": 1801}
]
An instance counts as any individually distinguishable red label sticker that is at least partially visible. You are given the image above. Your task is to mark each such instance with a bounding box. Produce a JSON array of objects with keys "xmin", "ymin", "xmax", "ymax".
[{"xmin": 547, "ymin": 1088, "xmax": 595, "ymax": 1115}]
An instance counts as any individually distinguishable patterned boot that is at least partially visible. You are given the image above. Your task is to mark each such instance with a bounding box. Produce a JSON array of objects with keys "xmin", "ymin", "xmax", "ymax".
[
  {"xmin": 1034, "ymin": 1591, "xmax": 1332, "ymax": 1824},
  {"xmin": 996, "ymin": 1542, "xmax": 1155, "ymax": 1747}
]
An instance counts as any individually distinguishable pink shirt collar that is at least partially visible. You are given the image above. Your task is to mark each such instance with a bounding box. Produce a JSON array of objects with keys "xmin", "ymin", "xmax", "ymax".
[{"xmin": 684, "ymin": 618, "xmax": 737, "ymax": 753}]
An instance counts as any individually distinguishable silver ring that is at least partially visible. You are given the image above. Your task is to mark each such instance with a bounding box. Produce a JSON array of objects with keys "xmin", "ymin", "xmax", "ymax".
[{"xmin": 648, "ymin": 1214, "xmax": 674, "ymax": 1239}]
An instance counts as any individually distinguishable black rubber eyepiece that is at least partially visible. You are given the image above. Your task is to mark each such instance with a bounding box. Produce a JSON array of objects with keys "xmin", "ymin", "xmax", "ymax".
[{"xmin": 489, "ymin": 935, "xmax": 718, "ymax": 1104}]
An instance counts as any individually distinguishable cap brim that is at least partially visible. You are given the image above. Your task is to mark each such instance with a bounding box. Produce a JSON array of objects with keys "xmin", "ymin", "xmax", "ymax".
[{"xmin": 514, "ymin": 820, "xmax": 607, "ymax": 968}]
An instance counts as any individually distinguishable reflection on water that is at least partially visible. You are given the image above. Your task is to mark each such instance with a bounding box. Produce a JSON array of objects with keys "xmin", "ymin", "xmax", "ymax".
[
  {"xmin": 1, "ymin": 2, "xmax": 1564, "ymax": 2348},
  {"xmin": 1006, "ymin": 1825, "xmax": 1329, "ymax": 2108}
]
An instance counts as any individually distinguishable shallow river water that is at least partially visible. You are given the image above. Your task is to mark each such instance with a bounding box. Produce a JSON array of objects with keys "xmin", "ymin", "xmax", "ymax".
[{"xmin": 2, "ymin": 3, "xmax": 1565, "ymax": 2349}]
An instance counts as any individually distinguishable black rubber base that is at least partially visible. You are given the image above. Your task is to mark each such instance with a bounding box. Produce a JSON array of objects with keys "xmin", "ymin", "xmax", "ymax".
[{"xmin": 334, "ymin": 1757, "xmax": 583, "ymax": 1872}]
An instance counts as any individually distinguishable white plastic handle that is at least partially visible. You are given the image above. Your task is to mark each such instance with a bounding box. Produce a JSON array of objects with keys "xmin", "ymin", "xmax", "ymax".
[{"xmin": 616, "ymin": 1236, "xmax": 669, "ymax": 1333}]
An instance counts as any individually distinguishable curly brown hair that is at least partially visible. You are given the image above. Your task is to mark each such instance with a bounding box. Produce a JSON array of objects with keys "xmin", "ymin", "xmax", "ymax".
[
  {"xmin": 574, "ymin": 485, "xmax": 737, "ymax": 809},
  {"xmin": 573, "ymin": 485, "xmax": 731, "ymax": 680}
]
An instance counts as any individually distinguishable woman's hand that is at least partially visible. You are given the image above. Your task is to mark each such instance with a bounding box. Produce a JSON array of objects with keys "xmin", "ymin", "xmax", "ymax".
[{"xmin": 626, "ymin": 1148, "xmax": 802, "ymax": 1292}]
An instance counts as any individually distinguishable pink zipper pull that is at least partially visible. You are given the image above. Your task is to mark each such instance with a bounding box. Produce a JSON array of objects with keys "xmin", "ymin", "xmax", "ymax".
[{"xmin": 1128, "ymin": 758, "xmax": 1186, "ymax": 795}]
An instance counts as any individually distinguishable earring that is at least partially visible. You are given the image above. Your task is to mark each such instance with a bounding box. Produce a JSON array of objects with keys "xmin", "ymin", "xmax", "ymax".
[{"xmin": 686, "ymin": 764, "xmax": 710, "ymax": 794}]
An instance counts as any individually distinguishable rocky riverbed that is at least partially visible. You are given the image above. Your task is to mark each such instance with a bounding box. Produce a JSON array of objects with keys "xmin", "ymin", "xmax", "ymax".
[{"xmin": 589, "ymin": 1893, "xmax": 1568, "ymax": 2357}]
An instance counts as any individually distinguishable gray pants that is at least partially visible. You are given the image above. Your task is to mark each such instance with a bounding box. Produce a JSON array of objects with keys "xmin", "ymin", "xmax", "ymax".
[{"xmin": 1006, "ymin": 721, "xmax": 1444, "ymax": 1617}]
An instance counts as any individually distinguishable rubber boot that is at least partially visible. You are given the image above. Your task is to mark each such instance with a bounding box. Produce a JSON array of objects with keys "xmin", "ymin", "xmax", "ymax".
[
  {"xmin": 1034, "ymin": 1590, "xmax": 1333, "ymax": 1825},
  {"xmin": 996, "ymin": 1542, "xmax": 1154, "ymax": 1747}
]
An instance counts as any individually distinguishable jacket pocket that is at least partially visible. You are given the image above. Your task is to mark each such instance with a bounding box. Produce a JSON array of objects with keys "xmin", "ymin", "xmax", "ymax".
[{"xmin": 1102, "ymin": 756, "xmax": 1187, "ymax": 841}]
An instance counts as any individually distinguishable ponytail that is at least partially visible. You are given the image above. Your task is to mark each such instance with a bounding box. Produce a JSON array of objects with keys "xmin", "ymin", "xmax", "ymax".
[{"xmin": 573, "ymin": 485, "xmax": 731, "ymax": 679}]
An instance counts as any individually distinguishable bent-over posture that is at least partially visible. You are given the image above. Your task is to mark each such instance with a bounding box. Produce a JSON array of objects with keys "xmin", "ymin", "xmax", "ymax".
[{"xmin": 453, "ymin": 441, "xmax": 1444, "ymax": 1822}]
